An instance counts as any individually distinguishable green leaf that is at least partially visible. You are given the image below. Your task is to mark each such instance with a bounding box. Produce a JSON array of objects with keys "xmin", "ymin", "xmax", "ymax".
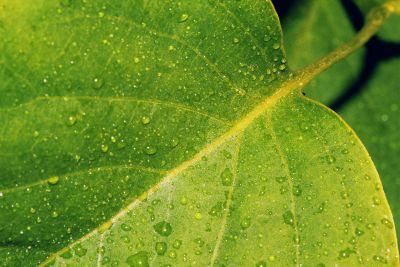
[
  {"xmin": 281, "ymin": 0, "xmax": 400, "ymax": 251},
  {"xmin": 354, "ymin": 0, "xmax": 400, "ymax": 41},
  {"xmin": 0, "ymin": 0, "xmax": 398, "ymax": 266}
]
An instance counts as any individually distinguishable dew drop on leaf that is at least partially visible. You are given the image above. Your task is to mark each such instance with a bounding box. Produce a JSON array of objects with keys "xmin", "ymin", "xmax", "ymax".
[
  {"xmin": 67, "ymin": 116, "xmax": 77, "ymax": 126},
  {"xmin": 173, "ymin": 239, "xmax": 182, "ymax": 249},
  {"xmin": 275, "ymin": 176, "xmax": 288, "ymax": 184},
  {"xmin": 240, "ymin": 218, "xmax": 251, "ymax": 230},
  {"xmin": 179, "ymin": 14, "xmax": 189, "ymax": 23},
  {"xmin": 256, "ymin": 260, "xmax": 267, "ymax": 267},
  {"xmin": 381, "ymin": 218, "xmax": 393, "ymax": 229},
  {"xmin": 92, "ymin": 77, "xmax": 104, "ymax": 89},
  {"xmin": 282, "ymin": 210, "xmax": 295, "ymax": 226},
  {"xmin": 101, "ymin": 144, "xmax": 109, "ymax": 153},
  {"xmin": 144, "ymin": 146, "xmax": 157, "ymax": 155},
  {"xmin": 220, "ymin": 168, "xmax": 233, "ymax": 186},
  {"xmin": 74, "ymin": 244, "xmax": 87, "ymax": 257},
  {"xmin": 126, "ymin": 251, "xmax": 149, "ymax": 267},
  {"xmin": 47, "ymin": 176, "xmax": 60, "ymax": 185},
  {"xmin": 153, "ymin": 221, "xmax": 173, "ymax": 237},
  {"xmin": 141, "ymin": 116, "xmax": 151, "ymax": 125},
  {"xmin": 155, "ymin": 242, "xmax": 167, "ymax": 255}
]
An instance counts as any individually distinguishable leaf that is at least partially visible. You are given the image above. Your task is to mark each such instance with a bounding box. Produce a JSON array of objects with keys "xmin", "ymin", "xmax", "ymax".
[
  {"xmin": 0, "ymin": 0, "xmax": 398, "ymax": 266},
  {"xmin": 281, "ymin": 0, "xmax": 400, "ymax": 250},
  {"xmin": 353, "ymin": 0, "xmax": 400, "ymax": 42}
]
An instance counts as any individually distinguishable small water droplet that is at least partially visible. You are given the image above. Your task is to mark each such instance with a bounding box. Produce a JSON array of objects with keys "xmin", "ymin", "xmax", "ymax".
[
  {"xmin": 275, "ymin": 176, "xmax": 288, "ymax": 183},
  {"xmin": 153, "ymin": 221, "xmax": 173, "ymax": 237},
  {"xmin": 256, "ymin": 260, "xmax": 267, "ymax": 267},
  {"xmin": 141, "ymin": 116, "xmax": 151, "ymax": 125},
  {"xmin": 144, "ymin": 146, "xmax": 157, "ymax": 155},
  {"xmin": 74, "ymin": 244, "xmax": 87, "ymax": 257},
  {"xmin": 373, "ymin": 255, "xmax": 387, "ymax": 263},
  {"xmin": 51, "ymin": 211, "xmax": 59, "ymax": 218},
  {"xmin": 240, "ymin": 218, "xmax": 251, "ymax": 230},
  {"xmin": 126, "ymin": 251, "xmax": 149, "ymax": 267},
  {"xmin": 282, "ymin": 210, "xmax": 295, "ymax": 226},
  {"xmin": 220, "ymin": 168, "xmax": 233, "ymax": 186},
  {"xmin": 48, "ymin": 176, "xmax": 60, "ymax": 185},
  {"xmin": 381, "ymin": 218, "xmax": 393, "ymax": 229},
  {"xmin": 155, "ymin": 242, "xmax": 167, "ymax": 255},
  {"xmin": 92, "ymin": 77, "xmax": 104, "ymax": 89},
  {"xmin": 121, "ymin": 223, "xmax": 132, "ymax": 231},
  {"xmin": 171, "ymin": 138, "xmax": 179, "ymax": 148},
  {"xmin": 173, "ymin": 239, "xmax": 182, "ymax": 249},
  {"xmin": 67, "ymin": 116, "xmax": 77, "ymax": 126},
  {"xmin": 272, "ymin": 42, "xmax": 280, "ymax": 50},
  {"xmin": 101, "ymin": 144, "xmax": 109, "ymax": 153},
  {"xmin": 179, "ymin": 14, "xmax": 189, "ymax": 22},
  {"xmin": 134, "ymin": 57, "xmax": 140, "ymax": 64},
  {"xmin": 195, "ymin": 212, "xmax": 202, "ymax": 220},
  {"xmin": 233, "ymin": 37, "xmax": 240, "ymax": 44}
]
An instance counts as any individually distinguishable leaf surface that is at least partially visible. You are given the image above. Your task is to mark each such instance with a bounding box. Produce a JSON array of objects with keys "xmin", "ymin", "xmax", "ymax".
[
  {"xmin": 0, "ymin": 0, "xmax": 398, "ymax": 266},
  {"xmin": 281, "ymin": 0, "xmax": 400, "ymax": 251}
]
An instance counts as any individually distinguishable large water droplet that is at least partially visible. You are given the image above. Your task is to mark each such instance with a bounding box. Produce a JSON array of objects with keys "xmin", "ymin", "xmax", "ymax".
[
  {"xmin": 282, "ymin": 210, "xmax": 295, "ymax": 226},
  {"xmin": 126, "ymin": 251, "xmax": 149, "ymax": 267},
  {"xmin": 153, "ymin": 221, "xmax": 173, "ymax": 237}
]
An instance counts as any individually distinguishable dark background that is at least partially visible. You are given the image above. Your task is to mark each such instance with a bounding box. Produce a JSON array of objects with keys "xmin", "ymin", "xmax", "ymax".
[{"xmin": 271, "ymin": 0, "xmax": 400, "ymax": 111}]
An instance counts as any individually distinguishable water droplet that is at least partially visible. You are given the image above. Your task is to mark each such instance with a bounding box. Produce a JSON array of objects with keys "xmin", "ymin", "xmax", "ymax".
[
  {"xmin": 282, "ymin": 210, "xmax": 295, "ymax": 226},
  {"xmin": 233, "ymin": 37, "xmax": 240, "ymax": 44},
  {"xmin": 220, "ymin": 168, "xmax": 233, "ymax": 186},
  {"xmin": 153, "ymin": 221, "xmax": 173, "ymax": 237},
  {"xmin": 180, "ymin": 196, "xmax": 188, "ymax": 205},
  {"xmin": 30, "ymin": 207, "xmax": 36, "ymax": 214},
  {"xmin": 48, "ymin": 176, "xmax": 60, "ymax": 185},
  {"xmin": 155, "ymin": 242, "xmax": 167, "ymax": 255},
  {"xmin": 381, "ymin": 218, "xmax": 393, "ymax": 229},
  {"xmin": 179, "ymin": 14, "xmax": 189, "ymax": 22},
  {"xmin": 372, "ymin": 196, "xmax": 381, "ymax": 205},
  {"xmin": 355, "ymin": 228, "xmax": 364, "ymax": 236},
  {"xmin": 338, "ymin": 247, "xmax": 354, "ymax": 259},
  {"xmin": 144, "ymin": 146, "xmax": 157, "ymax": 155},
  {"xmin": 93, "ymin": 77, "xmax": 104, "ymax": 89},
  {"xmin": 240, "ymin": 218, "xmax": 251, "ymax": 230},
  {"xmin": 325, "ymin": 155, "xmax": 336, "ymax": 164},
  {"xmin": 141, "ymin": 116, "xmax": 151, "ymax": 125},
  {"xmin": 51, "ymin": 211, "xmax": 59, "ymax": 218},
  {"xmin": 121, "ymin": 223, "xmax": 132, "ymax": 231},
  {"xmin": 275, "ymin": 176, "xmax": 288, "ymax": 183},
  {"xmin": 74, "ymin": 244, "xmax": 87, "ymax": 257},
  {"xmin": 268, "ymin": 255, "xmax": 276, "ymax": 262},
  {"xmin": 194, "ymin": 212, "xmax": 202, "ymax": 220},
  {"xmin": 373, "ymin": 255, "xmax": 387, "ymax": 263},
  {"xmin": 171, "ymin": 138, "xmax": 179, "ymax": 148},
  {"xmin": 101, "ymin": 144, "xmax": 109, "ymax": 153},
  {"xmin": 173, "ymin": 239, "xmax": 182, "ymax": 249},
  {"xmin": 126, "ymin": 251, "xmax": 149, "ymax": 267},
  {"xmin": 168, "ymin": 250, "xmax": 177, "ymax": 259},
  {"xmin": 134, "ymin": 57, "xmax": 140, "ymax": 64},
  {"xmin": 293, "ymin": 185, "xmax": 302, "ymax": 196},
  {"xmin": 272, "ymin": 43, "xmax": 280, "ymax": 50},
  {"xmin": 256, "ymin": 260, "xmax": 267, "ymax": 267},
  {"xmin": 67, "ymin": 116, "xmax": 77, "ymax": 126}
]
